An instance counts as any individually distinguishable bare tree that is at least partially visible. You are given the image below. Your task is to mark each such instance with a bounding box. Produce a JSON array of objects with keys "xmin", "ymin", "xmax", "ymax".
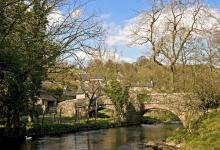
[
  {"xmin": 130, "ymin": 0, "xmax": 206, "ymax": 91},
  {"xmin": 163, "ymin": 1, "xmax": 205, "ymax": 90},
  {"xmin": 76, "ymin": 73, "xmax": 105, "ymax": 120},
  {"xmin": 130, "ymin": 0, "xmax": 164, "ymax": 66},
  {"xmin": 45, "ymin": 0, "xmax": 105, "ymax": 64}
]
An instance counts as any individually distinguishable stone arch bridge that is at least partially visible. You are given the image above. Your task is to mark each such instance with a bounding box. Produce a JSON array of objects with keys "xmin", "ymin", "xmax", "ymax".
[
  {"xmin": 57, "ymin": 93, "xmax": 201, "ymax": 127},
  {"xmin": 140, "ymin": 93, "xmax": 201, "ymax": 126},
  {"xmin": 100, "ymin": 93, "xmax": 201, "ymax": 127}
]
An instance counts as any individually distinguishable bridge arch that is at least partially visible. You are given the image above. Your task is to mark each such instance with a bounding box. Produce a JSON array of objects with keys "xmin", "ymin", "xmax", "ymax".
[
  {"xmin": 89, "ymin": 104, "xmax": 115, "ymax": 118},
  {"xmin": 142, "ymin": 103, "xmax": 187, "ymax": 126}
]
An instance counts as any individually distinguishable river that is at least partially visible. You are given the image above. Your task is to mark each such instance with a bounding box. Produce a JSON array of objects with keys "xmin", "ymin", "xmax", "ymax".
[{"xmin": 6, "ymin": 123, "xmax": 182, "ymax": 150}]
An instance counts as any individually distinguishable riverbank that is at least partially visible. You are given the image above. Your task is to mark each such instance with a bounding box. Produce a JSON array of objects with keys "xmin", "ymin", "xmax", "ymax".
[
  {"xmin": 167, "ymin": 111, "xmax": 220, "ymax": 150},
  {"xmin": 0, "ymin": 117, "xmax": 139, "ymax": 141},
  {"xmin": 1, "ymin": 123, "xmax": 181, "ymax": 150},
  {"xmin": 0, "ymin": 109, "xmax": 182, "ymax": 141},
  {"xmin": 28, "ymin": 119, "xmax": 135, "ymax": 138}
]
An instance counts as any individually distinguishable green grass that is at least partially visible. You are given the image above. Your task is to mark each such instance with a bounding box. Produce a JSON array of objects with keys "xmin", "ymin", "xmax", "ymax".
[
  {"xmin": 28, "ymin": 118, "xmax": 118, "ymax": 137},
  {"xmin": 143, "ymin": 110, "xmax": 180, "ymax": 122},
  {"xmin": 183, "ymin": 112, "xmax": 220, "ymax": 150},
  {"xmin": 35, "ymin": 114, "xmax": 115, "ymax": 127},
  {"xmin": 98, "ymin": 108, "xmax": 113, "ymax": 118},
  {"xmin": 34, "ymin": 108, "xmax": 114, "ymax": 124},
  {"xmin": 168, "ymin": 112, "xmax": 220, "ymax": 150},
  {"xmin": 167, "ymin": 128, "xmax": 187, "ymax": 143},
  {"xmin": 0, "ymin": 109, "xmax": 120, "ymax": 138},
  {"xmin": 0, "ymin": 115, "xmax": 120, "ymax": 138},
  {"xmin": 37, "ymin": 114, "xmax": 82, "ymax": 124},
  {"xmin": 26, "ymin": 109, "xmax": 124, "ymax": 137}
]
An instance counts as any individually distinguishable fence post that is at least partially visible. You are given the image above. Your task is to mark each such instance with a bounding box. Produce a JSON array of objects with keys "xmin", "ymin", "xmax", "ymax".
[{"xmin": 59, "ymin": 108, "xmax": 62, "ymax": 124}]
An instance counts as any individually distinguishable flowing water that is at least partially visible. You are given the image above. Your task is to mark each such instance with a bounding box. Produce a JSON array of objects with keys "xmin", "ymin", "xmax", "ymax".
[{"xmin": 4, "ymin": 123, "xmax": 182, "ymax": 150}]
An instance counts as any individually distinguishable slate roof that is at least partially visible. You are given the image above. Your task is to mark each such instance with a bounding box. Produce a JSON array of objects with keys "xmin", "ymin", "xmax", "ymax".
[{"xmin": 39, "ymin": 90, "xmax": 56, "ymax": 101}]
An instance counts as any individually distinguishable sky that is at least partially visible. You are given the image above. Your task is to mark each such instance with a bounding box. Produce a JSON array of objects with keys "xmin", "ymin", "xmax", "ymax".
[
  {"xmin": 85, "ymin": 0, "xmax": 151, "ymax": 62},
  {"xmin": 65, "ymin": 0, "xmax": 220, "ymax": 63}
]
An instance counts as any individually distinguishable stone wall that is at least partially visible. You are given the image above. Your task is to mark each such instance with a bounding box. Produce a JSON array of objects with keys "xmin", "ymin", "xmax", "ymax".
[
  {"xmin": 57, "ymin": 99, "xmax": 87, "ymax": 117},
  {"xmin": 76, "ymin": 93, "xmax": 85, "ymax": 99}
]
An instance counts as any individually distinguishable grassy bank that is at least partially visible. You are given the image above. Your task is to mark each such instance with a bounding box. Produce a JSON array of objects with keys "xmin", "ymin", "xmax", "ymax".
[
  {"xmin": 0, "ymin": 117, "xmax": 130, "ymax": 139},
  {"xmin": 0, "ymin": 108, "xmax": 132, "ymax": 139},
  {"xmin": 167, "ymin": 112, "xmax": 220, "ymax": 150},
  {"xmin": 142, "ymin": 110, "xmax": 180, "ymax": 124},
  {"xmin": 28, "ymin": 118, "xmax": 129, "ymax": 138},
  {"xmin": 27, "ymin": 108, "xmax": 129, "ymax": 138}
]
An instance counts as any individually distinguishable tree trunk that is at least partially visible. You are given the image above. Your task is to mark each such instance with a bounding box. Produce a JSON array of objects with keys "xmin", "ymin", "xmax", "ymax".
[
  {"xmin": 151, "ymin": 54, "xmax": 163, "ymax": 66},
  {"xmin": 170, "ymin": 64, "xmax": 176, "ymax": 92},
  {"xmin": 87, "ymin": 107, "xmax": 90, "ymax": 123},
  {"xmin": 59, "ymin": 109, "xmax": 62, "ymax": 124},
  {"xmin": 95, "ymin": 100, "xmax": 97, "ymax": 121},
  {"xmin": 42, "ymin": 112, "xmax": 45, "ymax": 126},
  {"xmin": 182, "ymin": 64, "xmax": 186, "ymax": 92},
  {"xmin": 4, "ymin": 110, "xmax": 24, "ymax": 138}
]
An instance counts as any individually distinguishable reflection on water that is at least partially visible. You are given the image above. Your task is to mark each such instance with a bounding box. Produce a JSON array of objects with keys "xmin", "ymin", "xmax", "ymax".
[{"xmin": 10, "ymin": 123, "xmax": 182, "ymax": 150}]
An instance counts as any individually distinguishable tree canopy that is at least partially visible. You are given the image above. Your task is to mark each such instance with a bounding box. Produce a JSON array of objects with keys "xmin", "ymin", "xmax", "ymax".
[{"xmin": 0, "ymin": 0, "xmax": 104, "ymax": 137}]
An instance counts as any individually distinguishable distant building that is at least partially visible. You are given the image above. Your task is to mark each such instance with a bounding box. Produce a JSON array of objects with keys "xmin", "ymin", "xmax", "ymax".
[
  {"xmin": 37, "ymin": 74, "xmax": 105, "ymax": 114},
  {"xmin": 37, "ymin": 90, "xmax": 57, "ymax": 113},
  {"xmin": 37, "ymin": 81, "xmax": 85, "ymax": 113},
  {"xmin": 64, "ymin": 87, "xmax": 86, "ymax": 100}
]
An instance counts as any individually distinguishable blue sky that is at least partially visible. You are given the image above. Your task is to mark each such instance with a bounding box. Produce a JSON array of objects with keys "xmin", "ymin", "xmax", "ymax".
[
  {"xmin": 86, "ymin": 0, "xmax": 149, "ymax": 23},
  {"xmin": 208, "ymin": 0, "xmax": 220, "ymax": 6},
  {"xmin": 82, "ymin": 0, "xmax": 152, "ymax": 62},
  {"xmin": 82, "ymin": 0, "xmax": 220, "ymax": 62}
]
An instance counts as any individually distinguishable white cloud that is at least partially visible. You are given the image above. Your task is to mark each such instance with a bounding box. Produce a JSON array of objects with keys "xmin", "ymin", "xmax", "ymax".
[
  {"xmin": 105, "ymin": 6, "xmax": 220, "ymax": 48},
  {"xmin": 103, "ymin": 50, "xmax": 135, "ymax": 63},
  {"xmin": 72, "ymin": 9, "xmax": 81, "ymax": 17},
  {"xmin": 105, "ymin": 21, "xmax": 132, "ymax": 46},
  {"xmin": 74, "ymin": 50, "xmax": 135, "ymax": 63},
  {"xmin": 75, "ymin": 51, "xmax": 90, "ymax": 59},
  {"xmin": 47, "ymin": 9, "xmax": 64, "ymax": 26}
]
